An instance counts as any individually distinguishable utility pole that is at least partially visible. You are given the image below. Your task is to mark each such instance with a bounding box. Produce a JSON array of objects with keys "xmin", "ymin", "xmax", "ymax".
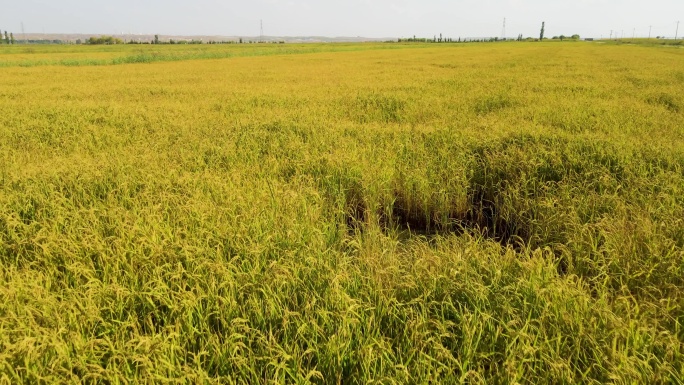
[
  {"xmin": 21, "ymin": 22, "xmax": 26, "ymax": 44},
  {"xmin": 610, "ymin": 30, "xmax": 613, "ymax": 39},
  {"xmin": 501, "ymin": 17, "xmax": 506, "ymax": 40},
  {"xmin": 260, "ymin": 19, "xmax": 263, "ymax": 43}
]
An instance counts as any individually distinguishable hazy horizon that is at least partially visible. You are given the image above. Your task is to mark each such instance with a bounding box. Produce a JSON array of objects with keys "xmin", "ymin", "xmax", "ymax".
[{"xmin": 1, "ymin": 0, "xmax": 682, "ymax": 39}]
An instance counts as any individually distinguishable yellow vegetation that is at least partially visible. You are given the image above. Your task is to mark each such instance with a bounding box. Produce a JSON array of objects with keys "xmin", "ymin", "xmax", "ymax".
[{"xmin": 0, "ymin": 42, "xmax": 683, "ymax": 383}]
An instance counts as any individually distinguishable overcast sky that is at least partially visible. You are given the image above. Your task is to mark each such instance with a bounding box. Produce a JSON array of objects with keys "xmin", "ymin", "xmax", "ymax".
[{"xmin": 1, "ymin": 0, "xmax": 682, "ymax": 39}]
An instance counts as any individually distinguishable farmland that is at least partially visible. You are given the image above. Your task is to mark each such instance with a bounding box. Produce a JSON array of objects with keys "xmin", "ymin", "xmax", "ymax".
[{"xmin": 0, "ymin": 41, "xmax": 683, "ymax": 383}]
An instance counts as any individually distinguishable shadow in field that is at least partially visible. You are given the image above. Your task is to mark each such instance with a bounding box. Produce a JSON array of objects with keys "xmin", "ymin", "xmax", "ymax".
[
  {"xmin": 345, "ymin": 184, "xmax": 530, "ymax": 250},
  {"xmin": 342, "ymin": 185, "xmax": 573, "ymax": 276}
]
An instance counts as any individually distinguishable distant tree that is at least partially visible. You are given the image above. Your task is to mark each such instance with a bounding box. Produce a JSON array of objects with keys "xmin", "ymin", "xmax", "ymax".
[
  {"xmin": 239, "ymin": 38, "xmax": 243, "ymax": 44},
  {"xmin": 76, "ymin": 39, "xmax": 82, "ymax": 44},
  {"xmin": 87, "ymin": 35, "xmax": 123, "ymax": 45},
  {"xmin": 154, "ymin": 34, "xmax": 159, "ymax": 44},
  {"xmin": 540, "ymin": 21, "xmax": 545, "ymax": 41},
  {"xmin": 571, "ymin": 34, "xmax": 580, "ymax": 40},
  {"xmin": 4, "ymin": 31, "xmax": 9, "ymax": 44},
  {"xmin": 10, "ymin": 33, "xmax": 15, "ymax": 44}
]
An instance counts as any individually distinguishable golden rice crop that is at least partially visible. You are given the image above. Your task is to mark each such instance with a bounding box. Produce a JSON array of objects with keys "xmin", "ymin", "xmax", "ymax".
[{"xmin": 0, "ymin": 41, "xmax": 683, "ymax": 384}]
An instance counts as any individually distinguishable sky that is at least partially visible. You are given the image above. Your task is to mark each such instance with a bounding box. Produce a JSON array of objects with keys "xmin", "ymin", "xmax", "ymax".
[{"xmin": 1, "ymin": 0, "xmax": 682, "ymax": 39}]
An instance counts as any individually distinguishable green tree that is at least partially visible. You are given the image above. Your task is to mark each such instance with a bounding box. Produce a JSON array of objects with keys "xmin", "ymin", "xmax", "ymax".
[
  {"xmin": 87, "ymin": 35, "xmax": 123, "ymax": 45},
  {"xmin": 10, "ymin": 33, "xmax": 15, "ymax": 44},
  {"xmin": 154, "ymin": 34, "xmax": 159, "ymax": 44},
  {"xmin": 5, "ymin": 31, "xmax": 10, "ymax": 44},
  {"xmin": 540, "ymin": 22, "xmax": 545, "ymax": 41}
]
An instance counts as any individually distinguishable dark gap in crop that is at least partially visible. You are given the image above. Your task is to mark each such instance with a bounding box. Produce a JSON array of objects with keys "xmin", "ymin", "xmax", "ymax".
[
  {"xmin": 390, "ymin": 186, "xmax": 530, "ymax": 250},
  {"xmin": 344, "ymin": 185, "xmax": 532, "ymax": 251},
  {"xmin": 646, "ymin": 93, "xmax": 680, "ymax": 113},
  {"xmin": 464, "ymin": 186, "xmax": 529, "ymax": 248},
  {"xmin": 345, "ymin": 186, "xmax": 367, "ymax": 232}
]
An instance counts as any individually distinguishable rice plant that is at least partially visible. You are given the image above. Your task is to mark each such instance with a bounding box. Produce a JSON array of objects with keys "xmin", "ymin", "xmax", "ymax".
[{"xmin": 0, "ymin": 41, "xmax": 682, "ymax": 384}]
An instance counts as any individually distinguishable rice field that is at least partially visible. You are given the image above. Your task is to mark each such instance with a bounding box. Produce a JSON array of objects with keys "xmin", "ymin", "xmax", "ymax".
[{"xmin": 0, "ymin": 41, "xmax": 683, "ymax": 384}]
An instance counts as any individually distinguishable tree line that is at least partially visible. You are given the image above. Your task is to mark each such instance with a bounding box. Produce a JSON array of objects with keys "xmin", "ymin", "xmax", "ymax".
[
  {"xmin": 0, "ymin": 30, "xmax": 16, "ymax": 44},
  {"xmin": 397, "ymin": 35, "xmax": 564, "ymax": 43},
  {"xmin": 81, "ymin": 35, "xmax": 285, "ymax": 45},
  {"xmin": 86, "ymin": 36, "xmax": 124, "ymax": 45},
  {"xmin": 398, "ymin": 23, "xmax": 580, "ymax": 44}
]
